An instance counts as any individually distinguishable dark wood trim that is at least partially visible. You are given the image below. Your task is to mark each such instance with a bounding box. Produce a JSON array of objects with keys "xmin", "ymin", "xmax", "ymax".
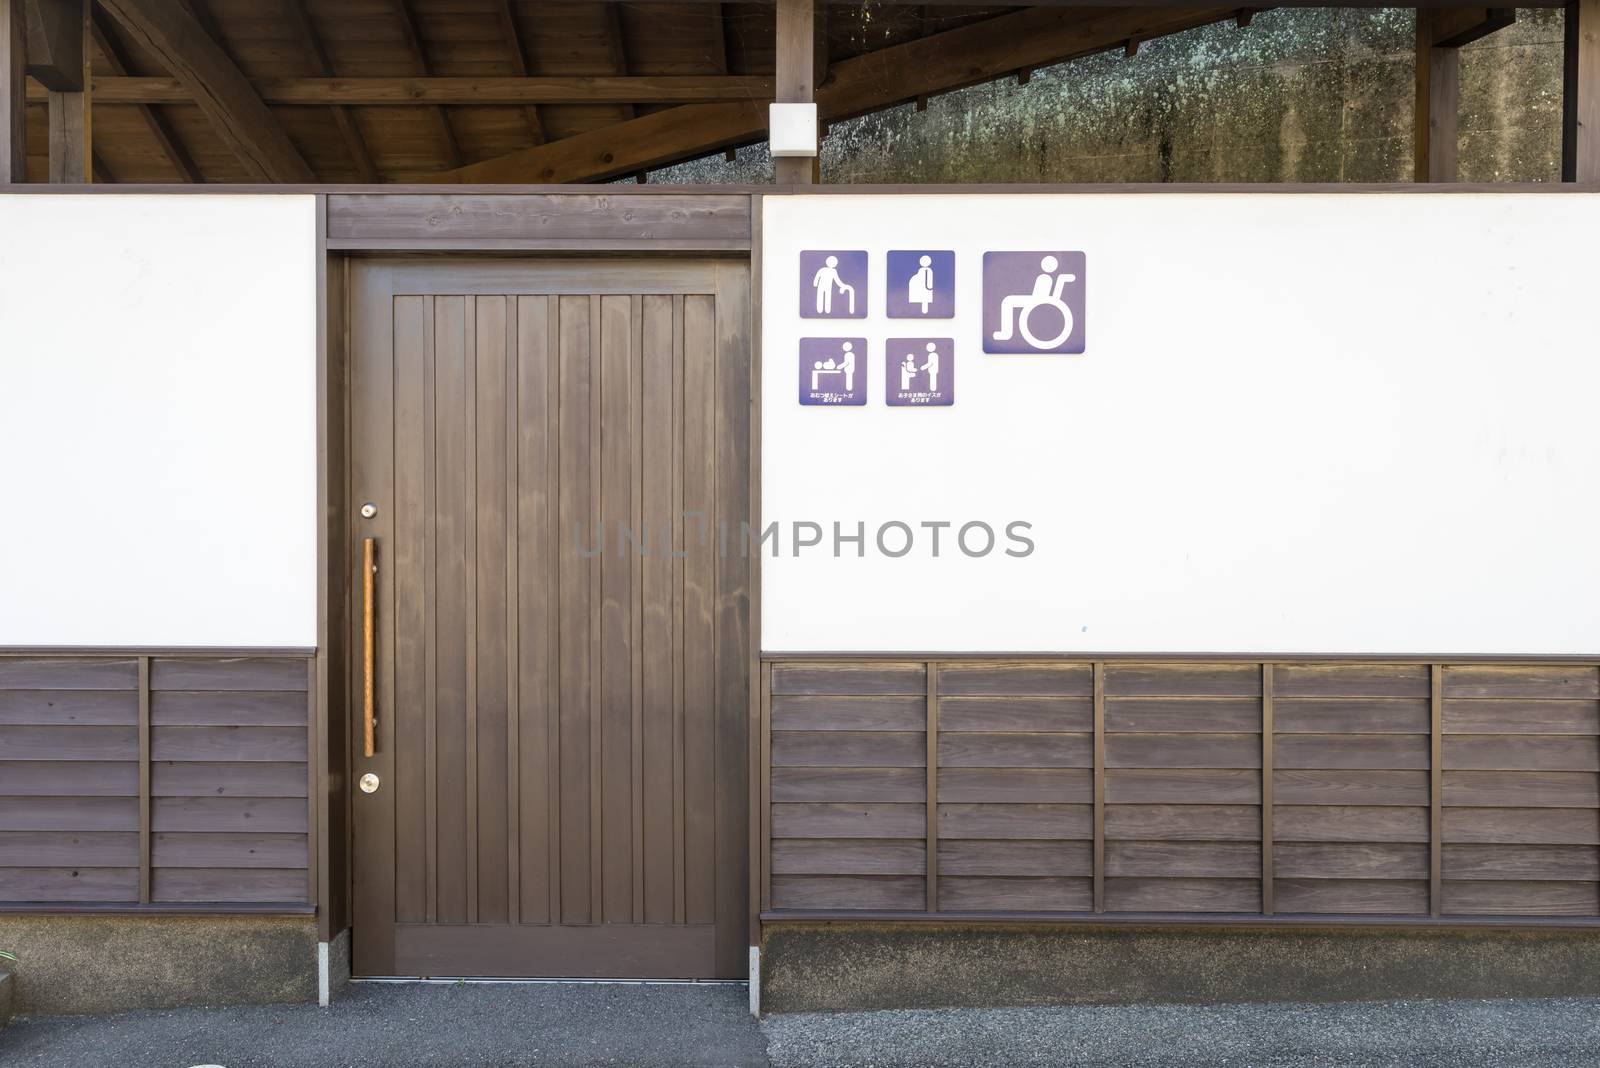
[
  {"xmin": 137, "ymin": 655, "xmax": 151, "ymax": 903},
  {"xmin": 925, "ymin": 661, "xmax": 939, "ymax": 912},
  {"xmin": 2, "ymin": 0, "xmax": 26, "ymax": 183},
  {"xmin": 1092, "ymin": 660, "xmax": 1106, "ymax": 913},
  {"xmin": 1260, "ymin": 662, "xmax": 1274, "ymax": 916},
  {"xmin": 763, "ymin": 652, "xmax": 1600, "ymax": 664},
  {"xmin": 761, "ymin": 910, "xmax": 1600, "ymax": 931},
  {"xmin": 1430, "ymin": 663, "xmax": 1444, "ymax": 916}
]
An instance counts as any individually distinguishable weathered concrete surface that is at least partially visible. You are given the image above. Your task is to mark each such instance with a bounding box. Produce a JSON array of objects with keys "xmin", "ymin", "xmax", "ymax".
[
  {"xmin": 0, "ymin": 968, "xmax": 13, "ymax": 1030},
  {"xmin": 0, "ymin": 914, "xmax": 317, "ymax": 1015},
  {"xmin": 761, "ymin": 923, "xmax": 1600, "ymax": 1014},
  {"xmin": 656, "ymin": 8, "xmax": 1565, "ymax": 184}
]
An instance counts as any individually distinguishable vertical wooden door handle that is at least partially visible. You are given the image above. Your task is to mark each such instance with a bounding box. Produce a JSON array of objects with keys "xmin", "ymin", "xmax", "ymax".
[{"xmin": 363, "ymin": 537, "xmax": 377, "ymax": 758}]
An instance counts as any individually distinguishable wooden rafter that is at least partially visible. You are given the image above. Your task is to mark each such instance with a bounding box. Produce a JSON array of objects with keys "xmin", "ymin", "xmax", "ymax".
[
  {"xmin": 22, "ymin": 75, "xmax": 778, "ymax": 105},
  {"xmin": 392, "ymin": 0, "xmax": 461, "ymax": 169},
  {"xmin": 494, "ymin": 0, "xmax": 546, "ymax": 147},
  {"xmin": 708, "ymin": 1, "xmax": 729, "ymax": 74},
  {"xmin": 283, "ymin": 0, "xmax": 376, "ymax": 182},
  {"xmin": 601, "ymin": 1, "xmax": 636, "ymax": 121},
  {"xmin": 25, "ymin": 0, "xmax": 84, "ymax": 90},
  {"xmin": 90, "ymin": 11, "xmax": 198, "ymax": 182}
]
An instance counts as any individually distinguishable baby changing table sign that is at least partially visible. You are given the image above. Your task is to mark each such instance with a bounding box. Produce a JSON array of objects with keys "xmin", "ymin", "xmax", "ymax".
[
  {"xmin": 799, "ymin": 338, "xmax": 866, "ymax": 406},
  {"xmin": 886, "ymin": 250, "xmax": 955, "ymax": 318},
  {"xmin": 886, "ymin": 338, "xmax": 954, "ymax": 406},
  {"xmin": 800, "ymin": 250, "xmax": 868, "ymax": 318},
  {"xmin": 982, "ymin": 251, "xmax": 1086, "ymax": 354}
]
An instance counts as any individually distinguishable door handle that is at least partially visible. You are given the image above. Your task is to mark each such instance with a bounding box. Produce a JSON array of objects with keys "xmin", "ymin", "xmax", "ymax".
[{"xmin": 362, "ymin": 537, "xmax": 377, "ymax": 758}]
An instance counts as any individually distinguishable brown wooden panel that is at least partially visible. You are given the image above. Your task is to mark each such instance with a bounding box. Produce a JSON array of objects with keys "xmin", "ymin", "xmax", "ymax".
[
  {"xmin": 1443, "ymin": 700, "xmax": 1600, "ymax": 735},
  {"xmin": 1442, "ymin": 880, "xmax": 1599, "ymax": 915},
  {"xmin": 1274, "ymin": 879, "xmax": 1428, "ymax": 914},
  {"xmin": 1105, "ymin": 733, "xmax": 1261, "ymax": 770},
  {"xmin": 1274, "ymin": 734, "xmax": 1430, "ymax": 770},
  {"xmin": 770, "ymin": 874, "xmax": 925, "ymax": 910},
  {"xmin": 1442, "ymin": 666, "xmax": 1600, "ymax": 700},
  {"xmin": 151, "ymin": 867, "xmax": 309, "ymax": 903},
  {"xmin": 1105, "ymin": 698, "xmax": 1260, "ymax": 734},
  {"xmin": 149, "ymin": 658, "xmax": 310, "ymax": 692},
  {"xmin": 770, "ymin": 803, "xmax": 926, "ymax": 839},
  {"xmin": 327, "ymin": 194, "xmax": 752, "ymax": 247},
  {"xmin": 771, "ymin": 766, "xmax": 925, "ymax": 803},
  {"xmin": 0, "ymin": 796, "xmax": 138, "ymax": 831},
  {"xmin": 1273, "ymin": 769, "xmax": 1429, "ymax": 806},
  {"xmin": 938, "ymin": 768, "xmax": 1092, "ymax": 804},
  {"xmin": 0, "ymin": 658, "xmax": 137, "ymax": 690},
  {"xmin": 771, "ymin": 663, "xmax": 926, "ymax": 696},
  {"xmin": 0, "ymin": 866, "xmax": 138, "ymax": 902},
  {"xmin": 597, "ymin": 291, "xmax": 633, "ymax": 929},
  {"xmin": 1444, "ymin": 735, "xmax": 1600, "ymax": 772},
  {"xmin": 0, "ymin": 761, "xmax": 137, "ymax": 796},
  {"xmin": 1103, "ymin": 664, "xmax": 1262, "ymax": 698},
  {"xmin": 0, "ymin": 690, "xmax": 138, "ymax": 725},
  {"xmin": 939, "ymin": 732, "xmax": 1091, "ymax": 768},
  {"xmin": 1273, "ymin": 664, "xmax": 1431, "ymax": 698},
  {"xmin": 150, "ymin": 761, "xmax": 308, "ymax": 798},
  {"xmin": 937, "ymin": 663, "xmax": 1091, "ymax": 697},
  {"xmin": 0, "ymin": 725, "xmax": 138, "ymax": 760},
  {"xmin": 1273, "ymin": 842, "xmax": 1428, "ymax": 879},
  {"xmin": 938, "ymin": 876, "xmax": 1092, "ymax": 911},
  {"xmin": 150, "ymin": 726, "xmax": 309, "ymax": 762},
  {"xmin": 937, "ymin": 803, "xmax": 1092, "ymax": 841},
  {"xmin": 1106, "ymin": 841, "xmax": 1261, "ymax": 878},
  {"xmin": 1104, "ymin": 877, "xmax": 1260, "ymax": 913},
  {"xmin": 771, "ymin": 730, "xmax": 926, "ymax": 768},
  {"xmin": 152, "ymin": 797, "xmax": 310, "ymax": 833},
  {"xmin": 152, "ymin": 832, "xmax": 309, "ymax": 869},
  {"xmin": 1444, "ymin": 807, "xmax": 1600, "ymax": 845},
  {"xmin": 1443, "ymin": 771, "xmax": 1599, "ymax": 808},
  {"xmin": 770, "ymin": 838, "xmax": 926, "ymax": 876},
  {"xmin": 938, "ymin": 697, "xmax": 1092, "ymax": 733},
  {"xmin": 1275, "ymin": 699, "xmax": 1431, "ymax": 734},
  {"xmin": 679, "ymin": 291, "xmax": 715, "ymax": 933},
  {"xmin": 939, "ymin": 839, "xmax": 1093, "ymax": 876},
  {"xmin": 1105, "ymin": 769, "xmax": 1261, "ymax": 805},
  {"xmin": 149, "ymin": 690, "xmax": 309, "ymax": 727},
  {"xmin": 1274, "ymin": 805, "xmax": 1430, "ymax": 843},
  {"xmin": 771, "ymin": 694, "xmax": 926, "ymax": 731},
  {"xmin": 1104, "ymin": 804, "xmax": 1262, "ymax": 841},
  {"xmin": 1442, "ymin": 844, "xmax": 1600, "ymax": 881},
  {"xmin": 0, "ymin": 830, "xmax": 138, "ymax": 866}
]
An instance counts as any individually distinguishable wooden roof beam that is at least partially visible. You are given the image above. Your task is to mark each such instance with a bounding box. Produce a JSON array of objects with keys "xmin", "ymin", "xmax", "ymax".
[
  {"xmin": 2, "ymin": 0, "xmax": 23, "ymax": 183},
  {"xmin": 22, "ymin": 75, "xmax": 779, "ymax": 105},
  {"xmin": 98, "ymin": 0, "xmax": 313, "ymax": 181},
  {"xmin": 393, "ymin": 0, "xmax": 460, "ymax": 168},
  {"xmin": 24, "ymin": 0, "xmax": 82, "ymax": 90},
  {"xmin": 283, "ymin": 0, "xmax": 376, "ymax": 182},
  {"xmin": 494, "ymin": 0, "xmax": 546, "ymax": 146},
  {"xmin": 90, "ymin": 11, "xmax": 198, "ymax": 182}
]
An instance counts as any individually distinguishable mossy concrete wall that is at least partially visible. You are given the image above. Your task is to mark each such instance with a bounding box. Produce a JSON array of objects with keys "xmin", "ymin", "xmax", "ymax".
[{"xmin": 657, "ymin": 8, "xmax": 1565, "ymax": 184}]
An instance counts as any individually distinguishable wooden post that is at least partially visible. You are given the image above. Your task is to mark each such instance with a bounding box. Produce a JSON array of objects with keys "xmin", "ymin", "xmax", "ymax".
[
  {"xmin": 44, "ymin": 0, "xmax": 89, "ymax": 182},
  {"xmin": 1567, "ymin": 0, "xmax": 1600, "ymax": 181},
  {"xmin": 1415, "ymin": 11, "xmax": 1460, "ymax": 182},
  {"xmin": 774, "ymin": 0, "xmax": 816, "ymax": 184},
  {"xmin": 1, "ymin": 0, "xmax": 23, "ymax": 182}
]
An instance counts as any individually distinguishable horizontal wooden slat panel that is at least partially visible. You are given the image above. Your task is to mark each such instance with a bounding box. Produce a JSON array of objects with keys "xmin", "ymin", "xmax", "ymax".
[
  {"xmin": 1443, "ymin": 700, "xmax": 1600, "ymax": 736},
  {"xmin": 149, "ymin": 658, "xmax": 309, "ymax": 693},
  {"xmin": 1442, "ymin": 667, "xmax": 1600, "ymax": 700},
  {"xmin": 1444, "ymin": 735, "xmax": 1600, "ymax": 772},
  {"xmin": 769, "ymin": 803, "xmax": 926, "ymax": 839},
  {"xmin": 1273, "ymin": 841, "xmax": 1428, "ymax": 879},
  {"xmin": 328, "ymin": 194, "xmax": 753, "ymax": 245},
  {"xmin": 1104, "ymin": 664, "xmax": 1261, "ymax": 698},
  {"xmin": 1275, "ymin": 878, "xmax": 1428, "ymax": 914},
  {"xmin": 1273, "ymin": 664, "xmax": 1431, "ymax": 698},
  {"xmin": 0, "ymin": 830, "xmax": 138, "ymax": 866},
  {"xmin": 770, "ymin": 874, "xmax": 924, "ymax": 910},
  {"xmin": 150, "ymin": 690, "xmax": 310, "ymax": 727},
  {"xmin": 0, "ymin": 658, "xmax": 137, "ymax": 690},
  {"xmin": 939, "ymin": 876, "xmax": 1092, "ymax": 911},
  {"xmin": 771, "ymin": 663, "xmax": 926, "ymax": 696},
  {"xmin": 0, "ymin": 761, "xmax": 137, "ymax": 796},
  {"xmin": 152, "ymin": 797, "xmax": 312, "ymax": 833},
  {"xmin": 939, "ymin": 839, "xmax": 1092, "ymax": 876},
  {"xmin": 0, "ymin": 725, "xmax": 138, "ymax": 760},
  {"xmin": 770, "ymin": 767, "xmax": 925, "ymax": 803},
  {"xmin": 1104, "ymin": 877, "xmax": 1260, "ymax": 913},
  {"xmin": 937, "ymin": 663, "xmax": 1091, "ymax": 697},
  {"xmin": 1443, "ymin": 807, "xmax": 1600, "ymax": 845},
  {"xmin": 152, "ymin": 832, "xmax": 309, "ymax": 869},
  {"xmin": 1442, "ymin": 880, "xmax": 1599, "ymax": 915},
  {"xmin": 770, "ymin": 694, "xmax": 925, "ymax": 732},
  {"xmin": 1274, "ymin": 805, "xmax": 1430, "ymax": 842},
  {"xmin": 1442, "ymin": 771, "xmax": 1599, "ymax": 809},
  {"xmin": 1274, "ymin": 698, "xmax": 1430, "ymax": 734},
  {"xmin": 939, "ymin": 732, "xmax": 1090, "ymax": 769},
  {"xmin": 1106, "ymin": 841, "xmax": 1260, "ymax": 878},
  {"xmin": 0, "ymin": 690, "xmax": 138, "ymax": 725},
  {"xmin": 938, "ymin": 697, "xmax": 1091, "ymax": 733},
  {"xmin": 1104, "ymin": 804, "xmax": 1262, "ymax": 841},
  {"xmin": 770, "ymin": 730, "xmax": 927, "ymax": 768},
  {"xmin": 938, "ymin": 768, "xmax": 1091, "ymax": 804},
  {"xmin": 770, "ymin": 838, "xmax": 926, "ymax": 875},
  {"xmin": 1274, "ymin": 734, "xmax": 1430, "ymax": 771},
  {"xmin": 937, "ymin": 803, "xmax": 1092, "ymax": 841},
  {"xmin": 152, "ymin": 867, "xmax": 309, "ymax": 903},
  {"xmin": 0, "ymin": 866, "xmax": 138, "ymax": 902},
  {"xmin": 1105, "ymin": 769, "xmax": 1261, "ymax": 805},
  {"xmin": 151, "ymin": 726, "xmax": 310, "ymax": 762},
  {"xmin": 0, "ymin": 796, "xmax": 138, "ymax": 831},
  {"xmin": 151, "ymin": 761, "xmax": 309, "ymax": 798},
  {"xmin": 1104, "ymin": 698, "xmax": 1260, "ymax": 734},
  {"xmin": 1273, "ymin": 769, "xmax": 1428, "ymax": 806},
  {"xmin": 1105, "ymin": 733, "xmax": 1261, "ymax": 770},
  {"xmin": 1442, "ymin": 844, "xmax": 1600, "ymax": 881}
]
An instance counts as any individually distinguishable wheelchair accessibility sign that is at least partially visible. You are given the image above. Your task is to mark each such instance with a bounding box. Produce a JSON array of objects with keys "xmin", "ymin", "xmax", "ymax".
[{"xmin": 982, "ymin": 251, "xmax": 1086, "ymax": 354}]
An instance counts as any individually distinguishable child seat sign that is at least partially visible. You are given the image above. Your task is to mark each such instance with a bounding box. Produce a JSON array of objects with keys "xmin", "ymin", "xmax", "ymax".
[
  {"xmin": 799, "ymin": 338, "xmax": 866, "ymax": 405},
  {"xmin": 886, "ymin": 338, "xmax": 954, "ymax": 406}
]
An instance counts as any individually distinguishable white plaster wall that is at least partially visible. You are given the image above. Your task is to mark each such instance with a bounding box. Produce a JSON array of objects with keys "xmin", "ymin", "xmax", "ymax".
[
  {"xmin": 761, "ymin": 193, "xmax": 1600, "ymax": 655},
  {"xmin": 0, "ymin": 195, "xmax": 318, "ymax": 647}
]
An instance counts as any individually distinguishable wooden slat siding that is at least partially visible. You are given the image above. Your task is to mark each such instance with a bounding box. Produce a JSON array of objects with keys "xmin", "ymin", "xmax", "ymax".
[
  {"xmin": 152, "ymin": 797, "xmax": 309, "ymax": 833},
  {"xmin": 1262, "ymin": 664, "xmax": 1274, "ymax": 915},
  {"xmin": 0, "ymin": 797, "xmax": 138, "ymax": 831},
  {"xmin": 1275, "ymin": 735, "xmax": 1431, "ymax": 770},
  {"xmin": 772, "ymin": 766, "xmax": 925, "ymax": 803},
  {"xmin": 772, "ymin": 663, "xmax": 927, "ymax": 696},
  {"xmin": 1275, "ymin": 699, "xmax": 1431, "ymax": 734},
  {"xmin": 139, "ymin": 657, "xmax": 151, "ymax": 903},
  {"xmin": 0, "ymin": 725, "xmax": 138, "ymax": 760},
  {"xmin": 926, "ymin": 662, "xmax": 939, "ymax": 913},
  {"xmin": 1093, "ymin": 662, "xmax": 1105, "ymax": 913},
  {"xmin": 940, "ymin": 804, "xmax": 1092, "ymax": 840},
  {"xmin": 641, "ymin": 292, "xmax": 674, "ymax": 926},
  {"xmin": 1431, "ymin": 664, "xmax": 1444, "ymax": 916},
  {"xmin": 1105, "ymin": 805, "xmax": 1260, "ymax": 841},
  {"xmin": 1275, "ymin": 806, "xmax": 1431, "ymax": 842},
  {"xmin": 0, "ymin": 690, "xmax": 138, "ymax": 724},
  {"xmin": 1274, "ymin": 664, "xmax": 1433, "ymax": 698},
  {"xmin": 1276, "ymin": 880, "xmax": 1430, "ymax": 914},
  {"xmin": 1103, "ymin": 663, "xmax": 1262, "ymax": 698},
  {"xmin": 152, "ymin": 868, "xmax": 309, "ymax": 903},
  {"xmin": 681, "ymin": 291, "xmax": 716, "ymax": 933},
  {"xmin": 772, "ymin": 839, "xmax": 926, "ymax": 875},
  {"xmin": 1441, "ymin": 665, "xmax": 1600, "ymax": 915},
  {"xmin": 393, "ymin": 294, "xmax": 428, "ymax": 928},
  {"xmin": 772, "ymin": 695, "xmax": 927, "ymax": 731},
  {"xmin": 326, "ymin": 194, "xmax": 753, "ymax": 249},
  {"xmin": 770, "ymin": 875, "xmax": 925, "ymax": 910},
  {"xmin": 0, "ymin": 832, "xmax": 138, "ymax": 866},
  {"xmin": 151, "ymin": 726, "xmax": 309, "ymax": 762},
  {"xmin": 774, "ymin": 731, "xmax": 927, "ymax": 767},
  {"xmin": 151, "ymin": 690, "xmax": 309, "ymax": 726},
  {"xmin": 0, "ymin": 658, "xmax": 138, "ymax": 689},
  {"xmin": 937, "ymin": 662, "xmax": 1092, "ymax": 697},
  {"xmin": 598, "ymin": 291, "xmax": 634, "ymax": 927},
  {"xmin": 148, "ymin": 658, "xmax": 309, "ymax": 691},
  {"xmin": 0, "ymin": 868, "xmax": 140, "ymax": 902},
  {"xmin": 152, "ymin": 832, "xmax": 308, "ymax": 868},
  {"xmin": 941, "ymin": 696, "xmax": 1092, "ymax": 732},
  {"xmin": 1106, "ymin": 698, "xmax": 1258, "ymax": 734}
]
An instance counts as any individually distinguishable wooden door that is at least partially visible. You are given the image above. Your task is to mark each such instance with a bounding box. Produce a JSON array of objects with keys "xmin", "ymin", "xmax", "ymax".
[{"xmin": 348, "ymin": 259, "xmax": 750, "ymax": 978}]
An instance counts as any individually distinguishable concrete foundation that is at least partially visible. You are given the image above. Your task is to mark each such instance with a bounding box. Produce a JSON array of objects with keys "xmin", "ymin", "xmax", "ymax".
[
  {"xmin": 760, "ymin": 922, "xmax": 1600, "ymax": 1014},
  {"xmin": 0, "ymin": 913, "xmax": 319, "ymax": 1016}
]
